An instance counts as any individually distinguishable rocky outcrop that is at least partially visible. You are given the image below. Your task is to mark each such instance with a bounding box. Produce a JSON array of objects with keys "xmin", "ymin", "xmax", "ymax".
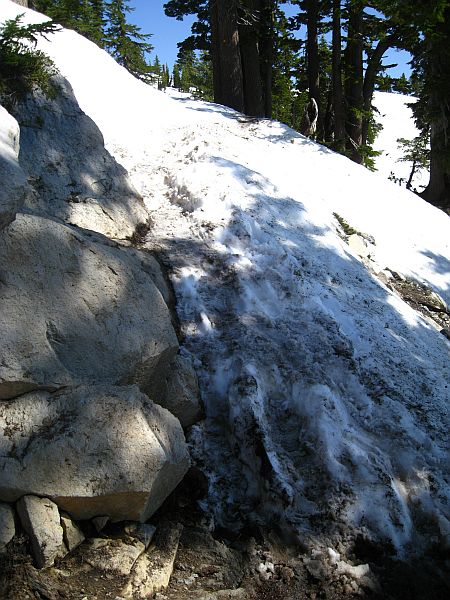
[
  {"xmin": 0, "ymin": 213, "xmax": 178, "ymax": 400},
  {"xmin": 0, "ymin": 56, "xmax": 197, "ymax": 566},
  {"xmin": 15, "ymin": 77, "xmax": 147, "ymax": 240},
  {"xmin": 0, "ymin": 106, "xmax": 28, "ymax": 231},
  {"xmin": 0, "ymin": 385, "xmax": 190, "ymax": 521}
]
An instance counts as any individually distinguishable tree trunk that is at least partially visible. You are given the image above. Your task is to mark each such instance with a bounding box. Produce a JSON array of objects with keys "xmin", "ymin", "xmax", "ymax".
[
  {"xmin": 362, "ymin": 37, "xmax": 392, "ymax": 146},
  {"xmin": 344, "ymin": 0, "xmax": 364, "ymax": 163},
  {"xmin": 259, "ymin": 0, "xmax": 275, "ymax": 118},
  {"xmin": 239, "ymin": 0, "xmax": 264, "ymax": 117},
  {"xmin": 305, "ymin": 0, "xmax": 320, "ymax": 138},
  {"xmin": 331, "ymin": 0, "xmax": 345, "ymax": 151},
  {"xmin": 421, "ymin": 121, "xmax": 450, "ymax": 212},
  {"xmin": 210, "ymin": 0, "xmax": 245, "ymax": 113},
  {"xmin": 420, "ymin": 12, "xmax": 450, "ymax": 213}
]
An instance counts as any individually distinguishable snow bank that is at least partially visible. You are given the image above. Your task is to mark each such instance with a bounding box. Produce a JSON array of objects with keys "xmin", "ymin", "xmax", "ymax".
[{"xmin": 2, "ymin": 0, "xmax": 449, "ymax": 555}]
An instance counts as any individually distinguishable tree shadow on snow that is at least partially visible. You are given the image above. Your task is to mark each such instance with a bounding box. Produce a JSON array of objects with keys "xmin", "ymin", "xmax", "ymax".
[{"xmin": 151, "ymin": 155, "xmax": 449, "ymax": 579}]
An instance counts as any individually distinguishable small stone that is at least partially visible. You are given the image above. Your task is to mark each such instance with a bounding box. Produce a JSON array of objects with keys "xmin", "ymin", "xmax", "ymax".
[
  {"xmin": 92, "ymin": 515, "xmax": 109, "ymax": 533},
  {"xmin": 124, "ymin": 523, "xmax": 156, "ymax": 548},
  {"xmin": 305, "ymin": 559, "xmax": 328, "ymax": 581},
  {"xmin": 16, "ymin": 495, "xmax": 66, "ymax": 568},
  {"xmin": 60, "ymin": 513, "xmax": 85, "ymax": 551},
  {"xmin": 0, "ymin": 502, "xmax": 15, "ymax": 552},
  {"xmin": 279, "ymin": 565, "xmax": 295, "ymax": 582},
  {"xmin": 83, "ymin": 538, "xmax": 145, "ymax": 577},
  {"xmin": 123, "ymin": 522, "xmax": 183, "ymax": 599}
]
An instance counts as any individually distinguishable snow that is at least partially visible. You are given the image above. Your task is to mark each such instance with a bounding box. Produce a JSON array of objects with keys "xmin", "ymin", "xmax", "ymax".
[
  {"xmin": 373, "ymin": 91, "xmax": 429, "ymax": 191},
  {"xmin": 1, "ymin": 0, "xmax": 449, "ymax": 555}
]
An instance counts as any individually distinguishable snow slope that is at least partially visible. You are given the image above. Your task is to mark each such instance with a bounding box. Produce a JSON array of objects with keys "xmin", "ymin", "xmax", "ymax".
[
  {"xmin": 2, "ymin": 0, "xmax": 449, "ymax": 555},
  {"xmin": 373, "ymin": 91, "xmax": 428, "ymax": 191}
]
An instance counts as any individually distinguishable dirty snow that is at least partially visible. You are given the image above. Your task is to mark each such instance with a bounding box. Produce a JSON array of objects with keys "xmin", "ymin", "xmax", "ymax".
[{"xmin": 2, "ymin": 0, "xmax": 449, "ymax": 555}]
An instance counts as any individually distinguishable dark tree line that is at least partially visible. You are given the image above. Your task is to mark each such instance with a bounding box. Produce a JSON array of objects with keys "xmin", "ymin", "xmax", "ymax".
[
  {"xmin": 16, "ymin": 0, "xmax": 450, "ymax": 212},
  {"xmin": 165, "ymin": 0, "xmax": 450, "ymax": 212}
]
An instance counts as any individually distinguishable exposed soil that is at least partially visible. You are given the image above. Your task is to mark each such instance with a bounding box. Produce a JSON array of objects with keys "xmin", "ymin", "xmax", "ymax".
[{"xmin": 2, "ymin": 471, "xmax": 448, "ymax": 600}]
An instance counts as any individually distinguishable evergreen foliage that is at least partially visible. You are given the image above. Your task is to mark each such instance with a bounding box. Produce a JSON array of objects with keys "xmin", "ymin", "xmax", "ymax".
[
  {"xmin": 32, "ymin": 1, "xmax": 105, "ymax": 44},
  {"xmin": 172, "ymin": 49, "xmax": 213, "ymax": 100},
  {"xmin": 104, "ymin": 0, "xmax": 153, "ymax": 80},
  {"xmin": 397, "ymin": 135, "xmax": 430, "ymax": 190},
  {"xmin": 32, "ymin": 1, "xmax": 154, "ymax": 81},
  {"xmin": 0, "ymin": 14, "xmax": 58, "ymax": 106}
]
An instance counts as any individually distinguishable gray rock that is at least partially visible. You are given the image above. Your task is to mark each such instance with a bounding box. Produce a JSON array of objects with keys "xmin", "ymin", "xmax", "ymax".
[
  {"xmin": 0, "ymin": 385, "xmax": 190, "ymax": 522},
  {"xmin": 0, "ymin": 106, "xmax": 28, "ymax": 231},
  {"xmin": 0, "ymin": 213, "xmax": 178, "ymax": 400},
  {"xmin": 0, "ymin": 502, "xmax": 15, "ymax": 552},
  {"xmin": 83, "ymin": 537, "xmax": 145, "ymax": 577},
  {"xmin": 123, "ymin": 522, "xmax": 183, "ymax": 599},
  {"xmin": 124, "ymin": 523, "xmax": 157, "ymax": 549},
  {"xmin": 92, "ymin": 515, "xmax": 109, "ymax": 533},
  {"xmin": 160, "ymin": 356, "xmax": 203, "ymax": 428},
  {"xmin": 16, "ymin": 496, "xmax": 66, "ymax": 569},
  {"xmin": 60, "ymin": 514, "xmax": 85, "ymax": 551},
  {"xmin": 15, "ymin": 77, "xmax": 148, "ymax": 240}
]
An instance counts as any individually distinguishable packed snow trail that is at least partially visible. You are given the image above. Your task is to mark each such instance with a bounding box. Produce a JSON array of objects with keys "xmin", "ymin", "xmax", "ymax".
[
  {"xmin": 121, "ymin": 112, "xmax": 449, "ymax": 553},
  {"xmin": 2, "ymin": 0, "xmax": 449, "ymax": 555}
]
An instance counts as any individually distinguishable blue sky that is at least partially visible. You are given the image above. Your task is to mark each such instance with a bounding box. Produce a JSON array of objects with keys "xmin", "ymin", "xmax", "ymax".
[{"xmin": 129, "ymin": 1, "xmax": 411, "ymax": 77}]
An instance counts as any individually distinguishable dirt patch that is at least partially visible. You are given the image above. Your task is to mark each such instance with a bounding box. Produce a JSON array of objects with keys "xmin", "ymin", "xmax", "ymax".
[
  {"xmin": 1, "ymin": 473, "xmax": 449, "ymax": 600},
  {"xmin": 386, "ymin": 272, "xmax": 450, "ymax": 333}
]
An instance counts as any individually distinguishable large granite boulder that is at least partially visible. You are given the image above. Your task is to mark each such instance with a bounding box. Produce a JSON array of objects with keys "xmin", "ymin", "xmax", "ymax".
[
  {"xmin": 0, "ymin": 385, "xmax": 190, "ymax": 521},
  {"xmin": 14, "ymin": 77, "xmax": 147, "ymax": 239},
  {"xmin": 0, "ymin": 106, "xmax": 28, "ymax": 231},
  {"xmin": 0, "ymin": 213, "xmax": 178, "ymax": 400}
]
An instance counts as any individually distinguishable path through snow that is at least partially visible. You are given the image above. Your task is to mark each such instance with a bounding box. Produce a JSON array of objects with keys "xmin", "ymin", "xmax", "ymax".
[{"xmin": 3, "ymin": 0, "xmax": 449, "ymax": 555}]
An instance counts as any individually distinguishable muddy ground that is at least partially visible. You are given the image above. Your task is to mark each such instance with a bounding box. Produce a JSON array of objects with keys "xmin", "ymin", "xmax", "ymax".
[{"xmin": 1, "ymin": 470, "xmax": 449, "ymax": 600}]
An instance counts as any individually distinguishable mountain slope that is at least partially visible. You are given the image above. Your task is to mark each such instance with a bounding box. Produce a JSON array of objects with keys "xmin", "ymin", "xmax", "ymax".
[{"xmin": 1, "ymin": 0, "xmax": 449, "ymax": 558}]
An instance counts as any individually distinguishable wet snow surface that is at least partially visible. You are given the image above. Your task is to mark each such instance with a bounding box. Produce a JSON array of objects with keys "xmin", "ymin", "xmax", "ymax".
[{"xmin": 3, "ymin": 0, "xmax": 449, "ymax": 555}]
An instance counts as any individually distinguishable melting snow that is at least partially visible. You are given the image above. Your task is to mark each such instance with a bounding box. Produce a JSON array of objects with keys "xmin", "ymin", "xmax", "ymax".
[{"xmin": 2, "ymin": 0, "xmax": 449, "ymax": 555}]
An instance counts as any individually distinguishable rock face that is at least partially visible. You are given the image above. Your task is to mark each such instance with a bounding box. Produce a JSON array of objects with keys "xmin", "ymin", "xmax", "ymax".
[
  {"xmin": 0, "ymin": 213, "xmax": 178, "ymax": 400},
  {"xmin": 15, "ymin": 77, "xmax": 147, "ymax": 240},
  {"xmin": 0, "ymin": 106, "xmax": 28, "ymax": 231},
  {"xmin": 16, "ymin": 496, "xmax": 65, "ymax": 568},
  {"xmin": 0, "ymin": 385, "xmax": 190, "ymax": 521}
]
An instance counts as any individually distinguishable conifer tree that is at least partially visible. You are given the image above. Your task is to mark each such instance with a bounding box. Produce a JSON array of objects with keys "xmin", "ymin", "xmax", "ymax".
[
  {"xmin": 104, "ymin": 0, "xmax": 153, "ymax": 80},
  {"xmin": 32, "ymin": 1, "xmax": 105, "ymax": 45}
]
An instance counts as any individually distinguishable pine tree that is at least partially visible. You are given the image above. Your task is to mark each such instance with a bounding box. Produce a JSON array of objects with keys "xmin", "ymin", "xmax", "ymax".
[
  {"xmin": 104, "ymin": 0, "xmax": 153, "ymax": 80},
  {"xmin": 173, "ymin": 64, "xmax": 181, "ymax": 89},
  {"xmin": 0, "ymin": 15, "xmax": 58, "ymax": 105},
  {"xmin": 380, "ymin": 0, "xmax": 450, "ymax": 211},
  {"xmin": 32, "ymin": 1, "xmax": 105, "ymax": 45}
]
